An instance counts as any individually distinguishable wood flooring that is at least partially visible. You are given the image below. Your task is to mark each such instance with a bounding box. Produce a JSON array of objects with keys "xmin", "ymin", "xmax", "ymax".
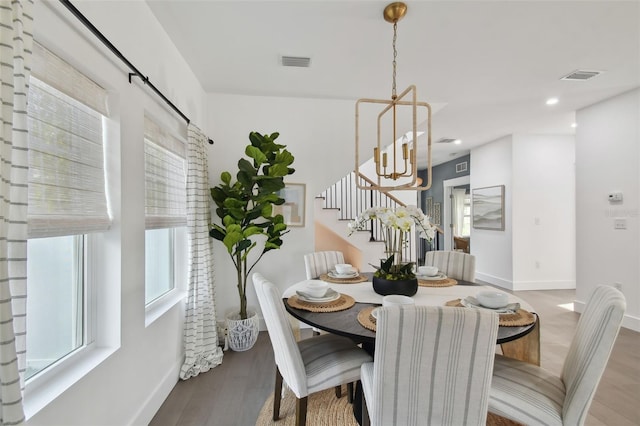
[{"xmin": 149, "ymin": 289, "xmax": 640, "ymax": 426}]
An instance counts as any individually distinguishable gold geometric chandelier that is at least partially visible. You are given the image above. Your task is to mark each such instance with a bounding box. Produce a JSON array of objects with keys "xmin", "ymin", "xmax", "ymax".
[{"xmin": 355, "ymin": 2, "xmax": 432, "ymax": 192}]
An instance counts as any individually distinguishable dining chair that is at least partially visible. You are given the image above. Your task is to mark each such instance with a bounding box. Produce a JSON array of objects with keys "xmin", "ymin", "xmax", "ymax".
[
  {"xmin": 360, "ymin": 305, "xmax": 499, "ymax": 426},
  {"xmin": 424, "ymin": 250, "xmax": 476, "ymax": 282},
  {"xmin": 488, "ymin": 285, "xmax": 626, "ymax": 426},
  {"xmin": 253, "ymin": 273, "xmax": 372, "ymax": 426},
  {"xmin": 303, "ymin": 250, "xmax": 345, "ymax": 279}
]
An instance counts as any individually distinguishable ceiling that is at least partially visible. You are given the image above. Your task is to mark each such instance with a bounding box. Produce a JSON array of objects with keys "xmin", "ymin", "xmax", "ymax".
[{"xmin": 146, "ymin": 0, "xmax": 640, "ymax": 166}]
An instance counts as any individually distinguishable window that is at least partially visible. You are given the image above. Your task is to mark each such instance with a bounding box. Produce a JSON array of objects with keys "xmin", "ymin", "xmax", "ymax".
[
  {"xmin": 26, "ymin": 236, "xmax": 84, "ymax": 380},
  {"xmin": 25, "ymin": 43, "xmax": 110, "ymax": 381},
  {"xmin": 461, "ymin": 195, "xmax": 471, "ymax": 237},
  {"xmin": 144, "ymin": 115, "xmax": 186, "ymax": 306}
]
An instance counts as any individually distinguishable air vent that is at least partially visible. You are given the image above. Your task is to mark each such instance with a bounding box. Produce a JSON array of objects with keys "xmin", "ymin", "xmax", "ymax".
[
  {"xmin": 456, "ymin": 161, "xmax": 468, "ymax": 173},
  {"xmin": 561, "ymin": 70, "xmax": 603, "ymax": 81},
  {"xmin": 281, "ymin": 56, "xmax": 311, "ymax": 67},
  {"xmin": 436, "ymin": 138, "xmax": 457, "ymax": 144}
]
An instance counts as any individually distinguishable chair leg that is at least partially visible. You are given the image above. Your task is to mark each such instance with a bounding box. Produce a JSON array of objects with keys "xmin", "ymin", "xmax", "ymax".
[
  {"xmin": 296, "ymin": 396, "xmax": 308, "ymax": 426},
  {"xmin": 335, "ymin": 385, "xmax": 342, "ymax": 398},
  {"xmin": 361, "ymin": 388, "xmax": 371, "ymax": 426},
  {"xmin": 273, "ymin": 366, "xmax": 283, "ymax": 421},
  {"xmin": 347, "ymin": 382, "xmax": 354, "ymax": 403}
]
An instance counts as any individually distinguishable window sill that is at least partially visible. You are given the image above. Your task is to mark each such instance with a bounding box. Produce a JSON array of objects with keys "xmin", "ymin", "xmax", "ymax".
[
  {"xmin": 145, "ymin": 288, "xmax": 187, "ymax": 327},
  {"xmin": 23, "ymin": 343, "xmax": 117, "ymax": 420}
]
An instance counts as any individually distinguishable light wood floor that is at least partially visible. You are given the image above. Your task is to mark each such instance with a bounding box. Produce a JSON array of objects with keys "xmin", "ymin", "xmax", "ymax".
[{"xmin": 150, "ymin": 289, "xmax": 640, "ymax": 426}]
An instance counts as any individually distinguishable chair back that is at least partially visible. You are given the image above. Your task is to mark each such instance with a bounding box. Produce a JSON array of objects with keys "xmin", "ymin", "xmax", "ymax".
[
  {"xmin": 304, "ymin": 251, "xmax": 345, "ymax": 279},
  {"xmin": 424, "ymin": 250, "xmax": 476, "ymax": 282},
  {"xmin": 371, "ymin": 305, "xmax": 499, "ymax": 426},
  {"xmin": 253, "ymin": 273, "xmax": 307, "ymax": 397},
  {"xmin": 561, "ymin": 285, "xmax": 626, "ymax": 425}
]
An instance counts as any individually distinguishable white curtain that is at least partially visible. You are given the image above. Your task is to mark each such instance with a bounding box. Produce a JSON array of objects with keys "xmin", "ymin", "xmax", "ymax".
[
  {"xmin": 0, "ymin": 1, "xmax": 33, "ymax": 424},
  {"xmin": 452, "ymin": 188, "xmax": 467, "ymax": 237},
  {"xmin": 180, "ymin": 124, "xmax": 223, "ymax": 379}
]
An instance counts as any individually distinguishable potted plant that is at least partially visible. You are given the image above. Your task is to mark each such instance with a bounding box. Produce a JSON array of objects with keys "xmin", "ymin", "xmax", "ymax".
[
  {"xmin": 210, "ymin": 131, "xmax": 295, "ymax": 351},
  {"xmin": 348, "ymin": 205, "xmax": 435, "ymax": 296}
]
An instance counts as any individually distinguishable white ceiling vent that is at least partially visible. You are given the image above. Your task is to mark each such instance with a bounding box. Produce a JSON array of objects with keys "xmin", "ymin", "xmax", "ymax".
[
  {"xmin": 281, "ymin": 56, "xmax": 311, "ymax": 67},
  {"xmin": 436, "ymin": 138, "xmax": 457, "ymax": 144},
  {"xmin": 560, "ymin": 70, "xmax": 603, "ymax": 81}
]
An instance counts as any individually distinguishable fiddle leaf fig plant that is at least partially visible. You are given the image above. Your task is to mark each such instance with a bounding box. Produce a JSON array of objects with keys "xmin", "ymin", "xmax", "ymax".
[{"xmin": 210, "ymin": 131, "xmax": 295, "ymax": 320}]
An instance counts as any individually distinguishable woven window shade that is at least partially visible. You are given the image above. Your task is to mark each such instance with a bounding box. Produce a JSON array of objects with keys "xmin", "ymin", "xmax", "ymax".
[
  {"xmin": 144, "ymin": 115, "xmax": 187, "ymax": 229},
  {"xmin": 32, "ymin": 42, "xmax": 108, "ymax": 116},
  {"xmin": 27, "ymin": 75, "xmax": 111, "ymax": 238}
]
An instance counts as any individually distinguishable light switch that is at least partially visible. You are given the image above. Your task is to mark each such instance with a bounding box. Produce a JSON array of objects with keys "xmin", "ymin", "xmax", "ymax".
[{"xmin": 614, "ymin": 218, "xmax": 627, "ymax": 230}]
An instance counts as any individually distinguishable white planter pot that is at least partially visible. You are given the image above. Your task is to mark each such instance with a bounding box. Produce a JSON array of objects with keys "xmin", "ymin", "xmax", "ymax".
[{"xmin": 226, "ymin": 309, "xmax": 259, "ymax": 352}]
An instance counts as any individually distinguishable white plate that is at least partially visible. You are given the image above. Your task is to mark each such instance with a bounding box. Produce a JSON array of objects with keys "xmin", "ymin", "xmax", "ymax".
[
  {"xmin": 416, "ymin": 272, "xmax": 447, "ymax": 280},
  {"xmin": 296, "ymin": 289, "xmax": 341, "ymax": 303},
  {"xmin": 460, "ymin": 296, "xmax": 520, "ymax": 314},
  {"xmin": 328, "ymin": 270, "xmax": 358, "ymax": 279},
  {"xmin": 370, "ymin": 307, "xmax": 380, "ymax": 320}
]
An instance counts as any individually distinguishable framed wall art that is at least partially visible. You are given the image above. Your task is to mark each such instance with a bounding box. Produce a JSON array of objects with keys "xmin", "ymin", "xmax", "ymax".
[
  {"xmin": 425, "ymin": 196, "xmax": 433, "ymax": 219},
  {"xmin": 472, "ymin": 185, "xmax": 505, "ymax": 230},
  {"xmin": 433, "ymin": 202, "xmax": 441, "ymax": 225},
  {"xmin": 274, "ymin": 183, "xmax": 306, "ymax": 227}
]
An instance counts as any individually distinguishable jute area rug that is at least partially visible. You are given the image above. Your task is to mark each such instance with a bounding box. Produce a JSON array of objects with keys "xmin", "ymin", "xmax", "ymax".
[{"xmin": 255, "ymin": 386, "xmax": 523, "ymax": 426}]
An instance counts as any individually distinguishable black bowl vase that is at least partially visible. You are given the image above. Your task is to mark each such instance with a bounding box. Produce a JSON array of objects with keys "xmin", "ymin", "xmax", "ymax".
[{"xmin": 372, "ymin": 276, "xmax": 418, "ymax": 296}]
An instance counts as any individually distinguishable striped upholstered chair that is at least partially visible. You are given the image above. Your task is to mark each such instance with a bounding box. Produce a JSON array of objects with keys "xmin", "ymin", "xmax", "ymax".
[
  {"xmin": 488, "ymin": 285, "xmax": 626, "ymax": 425},
  {"xmin": 253, "ymin": 273, "xmax": 372, "ymax": 426},
  {"xmin": 424, "ymin": 250, "xmax": 476, "ymax": 282},
  {"xmin": 303, "ymin": 250, "xmax": 345, "ymax": 279},
  {"xmin": 361, "ymin": 305, "xmax": 499, "ymax": 426}
]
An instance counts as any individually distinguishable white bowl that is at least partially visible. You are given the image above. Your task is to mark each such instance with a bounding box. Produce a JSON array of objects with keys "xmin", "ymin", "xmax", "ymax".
[
  {"xmin": 476, "ymin": 291, "xmax": 509, "ymax": 309},
  {"xmin": 382, "ymin": 295, "xmax": 415, "ymax": 307},
  {"xmin": 418, "ymin": 265, "xmax": 439, "ymax": 276},
  {"xmin": 334, "ymin": 263, "xmax": 354, "ymax": 274},
  {"xmin": 305, "ymin": 281, "xmax": 329, "ymax": 298}
]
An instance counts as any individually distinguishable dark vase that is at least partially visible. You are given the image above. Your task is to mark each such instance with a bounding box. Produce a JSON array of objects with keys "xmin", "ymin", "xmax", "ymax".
[{"xmin": 372, "ymin": 276, "xmax": 418, "ymax": 296}]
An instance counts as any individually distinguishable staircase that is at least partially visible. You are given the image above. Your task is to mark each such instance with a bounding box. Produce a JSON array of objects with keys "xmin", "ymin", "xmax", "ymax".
[{"xmin": 314, "ymin": 171, "xmax": 423, "ymax": 270}]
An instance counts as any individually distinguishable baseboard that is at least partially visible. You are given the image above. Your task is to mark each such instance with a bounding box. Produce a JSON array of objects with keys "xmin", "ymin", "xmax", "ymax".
[
  {"xmin": 574, "ymin": 301, "xmax": 640, "ymax": 332},
  {"xmin": 130, "ymin": 359, "xmax": 181, "ymax": 425},
  {"xmin": 512, "ymin": 280, "xmax": 576, "ymax": 291},
  {"xmin": 475, "ymin": 272, "xmax": 513, "ymax": 290}
]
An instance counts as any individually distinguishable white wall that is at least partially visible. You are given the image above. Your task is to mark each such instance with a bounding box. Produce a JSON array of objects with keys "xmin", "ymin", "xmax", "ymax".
[
  {"xmin": 470, "ymin": 136, "xmax": 514, "ymax": 288},
  {"xmin": 28, "ymin": 1, "xmax": 207, "ymax": 424},
  {"xmin": 207, "ymin": 94, "xmax": 356, "ymax": 320},
  {"xmin": 512, "ymin": 134, "xmax": 575, "ymax": 290},
  {"xmin": 576, "ymin": 88, "xmax": 639, "ymax": 331}
]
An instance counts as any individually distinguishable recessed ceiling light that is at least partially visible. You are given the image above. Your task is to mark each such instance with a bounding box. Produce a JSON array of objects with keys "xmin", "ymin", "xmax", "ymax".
[
  {"xmin": 453, "ymin": 139, "xmax": 462, "ymax": 145},
  {"xmin": 571, "ymin": 123, "xmax": 577, "ymax": 128},
  {"xmin": 546, "ymin": 97, "xmax": 559, "ymax": 105}
]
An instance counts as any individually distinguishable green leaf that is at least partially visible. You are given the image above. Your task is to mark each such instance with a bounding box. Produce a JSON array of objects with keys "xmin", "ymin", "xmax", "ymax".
[
  {"xmin": 275, "ymin": 150, "xmax": 295, "ymax": 166},
  {"xmin": 243, "ymin": 226, "xmax": 263, "ymax": 238},
  {"xmin": 209, "ymin": 226, "xmax": 226, "ymax": 241},
  {"xmin": 221, "ymin": 171, "xmax": 232, "ymax": 185},
  {"xmin": 246, "ymin": 145, "xmax": 267, "ymax": 165},
  {"xmin": 238, "ymin": 158, "xmax": 257, "ymax": 176},
  {"xmin": 222, "ymin": 231, "xmax": 243, "ymax": 253},
  {"xmin": 269, "ymin": 163, "xmax": 290, "ymax": 178}
]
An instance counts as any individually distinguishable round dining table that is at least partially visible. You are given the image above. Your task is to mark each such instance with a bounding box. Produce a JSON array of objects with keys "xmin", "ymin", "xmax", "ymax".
[
  {"xmin": 283, "ymin": 276, "xmax": 540, "ymax": 425},
  {"xmin": 283, "ymin": 277, "xmax": 539, "ymax": 354}
]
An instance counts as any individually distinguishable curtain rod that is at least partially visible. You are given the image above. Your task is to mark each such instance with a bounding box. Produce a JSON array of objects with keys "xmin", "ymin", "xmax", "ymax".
[{"xmin": 59, "ymin": 0, "xmax": 214, "ymax": 144}]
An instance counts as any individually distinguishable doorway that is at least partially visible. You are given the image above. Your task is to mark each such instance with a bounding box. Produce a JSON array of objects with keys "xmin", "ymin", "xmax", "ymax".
[{"xmin": 442, "ymin": 176, "xmax": 471, "ymax": 252}]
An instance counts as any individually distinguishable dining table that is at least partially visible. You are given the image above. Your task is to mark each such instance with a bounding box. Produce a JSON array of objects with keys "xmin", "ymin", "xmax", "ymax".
[
  {"xmin": 283, "ymin": 273, "xmax": 540, "ymax": 425},
  {"xmin": 282, "ymin": 274, "xmax": 540, "ymax": 365}
]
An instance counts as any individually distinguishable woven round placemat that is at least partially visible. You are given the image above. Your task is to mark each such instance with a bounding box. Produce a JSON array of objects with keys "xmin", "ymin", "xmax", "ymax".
[
  {"xmin": 418, "ymin": 277, "xmax": 458, "ymax": 287},
  {"xmin": 287, "ymin": 294, "xmax": 355, "ymax": 312},
  {"xmin": 357, "ymin": 306, "xmax": 377, "ymax": 331},
  {"xmin": 445, "ymin": 299, "xmax": 536, "ymax": 326},
  {"xmin": 319, "ymin": 273, "xmax": 368, "ymax": 284}
]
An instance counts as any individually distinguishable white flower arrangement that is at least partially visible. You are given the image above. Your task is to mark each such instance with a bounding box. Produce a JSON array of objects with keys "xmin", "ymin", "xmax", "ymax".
[{"xmin": 348, "ymin": 205, "xmax": 436, "ymax": 271}]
